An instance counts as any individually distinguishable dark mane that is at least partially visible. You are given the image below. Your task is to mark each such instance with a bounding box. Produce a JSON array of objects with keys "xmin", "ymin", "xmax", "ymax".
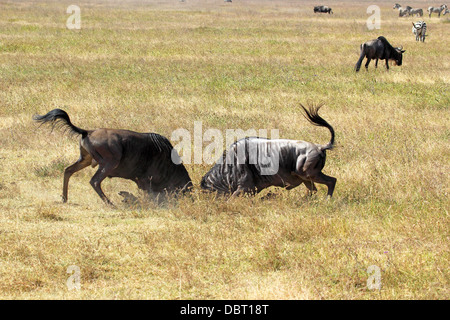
[
  {"xmin": 146, "ymin": 132, "xmax": 174, "ymax": 155},
  {"xmin": 377, "ymin": 36, "xmax": 394, "ymax": 50},
  {"xmin": 377, "ymin": 36, "xmax": 402, "ymax": 60}
]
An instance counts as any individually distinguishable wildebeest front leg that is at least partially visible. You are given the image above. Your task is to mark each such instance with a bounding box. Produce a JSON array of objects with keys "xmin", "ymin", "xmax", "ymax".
[
  {"xmin": 303, "ymin": 180, "xmax": 317, "ymax": 196},
  {"xmin": 365, "ymin": 58, "xmax": 371, "ymax": 70},
  {"xmin": 375, "ymin": 59, "xmax": 379, "ymax": 68},
  {"xmin": 229, "ymin": 185, "xmax": 245, "ymax": 200},
  {"xmin": 90, "ymin": 164, "xmax": 118, "ymax": 206},
  {"xmin": 385, "ymin": 60, "xmax": 389, "ymax": 70},
  {"xmin": 228, "ymin": 185, "xmax": 256, "ymax": 201},
  {"xmin": 62, "ymin": 147, "xmax": 92, "ymax": 203}
]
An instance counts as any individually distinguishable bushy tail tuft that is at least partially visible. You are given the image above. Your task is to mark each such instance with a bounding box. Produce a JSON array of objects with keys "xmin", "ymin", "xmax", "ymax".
[
  {"xmin": 300, "ymin": 104, "xmax": 335, "ymax": 151},
  {"xmin": 33, "ymin": 108, "xmax": 88, "ymax": 137}
]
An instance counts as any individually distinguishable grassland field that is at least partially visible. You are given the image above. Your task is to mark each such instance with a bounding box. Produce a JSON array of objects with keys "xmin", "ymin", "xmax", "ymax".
[{"xmin": 0, "ymin": 0, "xmax": 448, "ymax": 299}]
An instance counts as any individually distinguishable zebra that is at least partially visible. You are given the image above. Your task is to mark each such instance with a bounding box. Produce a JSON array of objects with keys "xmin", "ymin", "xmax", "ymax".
[
  {"xmin": 412, "ymin": 21, "xmax": 427, "ymax": 42},
  {"xmin": 427, "ymin": 4, "xmax": 448, "ymax": 17},
  {"xmin": 409, "ymin": 8, "xmax": 424, "ymax": 17},
  {"xmin": 393, "ymin": 3, "xmax": 412, "ymax": 17}
]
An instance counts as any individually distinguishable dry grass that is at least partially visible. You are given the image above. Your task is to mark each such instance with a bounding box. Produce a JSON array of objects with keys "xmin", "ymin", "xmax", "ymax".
[{"xmin": 0, "ymin": 0, "xmax": 449, "ymax": 299}]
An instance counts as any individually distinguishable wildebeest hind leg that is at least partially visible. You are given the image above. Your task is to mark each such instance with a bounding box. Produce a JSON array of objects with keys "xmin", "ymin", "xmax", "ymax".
[
  {"xmin": 365, "ymin": 58, "xmax": 371, "ymax": 70},
  {"xmin": 62, "ymin": 148, "xmax": 92, "ymax": 203},
  {"xmin": 310, "ymin": 172, "xmax": 336, "ymax": 198}
]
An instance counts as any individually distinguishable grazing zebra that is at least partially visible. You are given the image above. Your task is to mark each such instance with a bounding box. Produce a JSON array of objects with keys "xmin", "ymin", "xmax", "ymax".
[
  {"xmin": 393, "ymin": 3, "xmax": 412, "ymax": 17},
  {"xmin": 427, "ymin": 4, "xmax": 448, "ymax": 17},
  {"xmin": 412, "ymin": 21, "xmax": 427, "ymax": 42},
  {"xmin": 409, "ymin": 8, "xmax": 424, "ymax": 17}
]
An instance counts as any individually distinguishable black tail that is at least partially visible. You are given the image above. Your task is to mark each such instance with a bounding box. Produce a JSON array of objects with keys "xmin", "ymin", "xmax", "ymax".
[
  {"xmin": 33, "ymin": 109, "xmax": 88, "ymax": 138},
  {"xmin": 355, "ymin": 43, "xmax": 365, "ymax": 72},
  {"xmin": 300, "ymin": 105, "xmax": 335, "ymax": 151}
]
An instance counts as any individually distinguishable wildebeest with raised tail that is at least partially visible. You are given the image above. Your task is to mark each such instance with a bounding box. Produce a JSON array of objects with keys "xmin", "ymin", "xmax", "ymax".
[
  {"xmin": 33, "ymin": 109, "xmax": 192, "ymax": 206},
  {"xmin": 314, "ymin": 5, "xmax": 333, "ymax": 14},
  {"xmin": 200, "ymin": 105, "xmax": 337, "ymax": 199},
  {"xmin": 355, "ymin": 36, "xmax": 405, "ymax": 72}
]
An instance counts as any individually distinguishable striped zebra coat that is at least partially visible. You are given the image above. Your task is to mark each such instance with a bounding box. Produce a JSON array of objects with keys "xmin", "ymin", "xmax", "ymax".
[
  {"xmin": 409, "ymin": 8, "xmax": 423, "ymax": 17},
  {"xmin": 412, "ymin": 21, "xmax": 427, "ymax": 42},
  {"xmin": 428, "ymin": 4, "xmax": 448, "ymax": 17},
  {"xmin": 393, "ymin": 3, "xmax": 412, "ymax": 17}
]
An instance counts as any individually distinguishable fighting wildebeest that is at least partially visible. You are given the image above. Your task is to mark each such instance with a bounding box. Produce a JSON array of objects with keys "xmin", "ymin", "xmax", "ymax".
[
  {"xmin": 314, "ymin": 5, "xmax": 333, "ymax": 14},
  {"xmin": 33, "ymin": 109, "xmax": 192, "ymax": 206},
  {"xmin": 393, "ymin": 3, "xmax": 412, "ymax": 16},
  {"xmin": 428, "ymin": 4, "xmax": 448, "ymax": 17},
  {"xmin": 200, "ymin": 105, "xmax": 336, "ymax": 199},
  {"xmin": 412, "ymin": 21, "xmax": 427, "ymax": 42},
  {"xmin": 355, "ymin": 36, "xmax": 405, "ymax": 72}
]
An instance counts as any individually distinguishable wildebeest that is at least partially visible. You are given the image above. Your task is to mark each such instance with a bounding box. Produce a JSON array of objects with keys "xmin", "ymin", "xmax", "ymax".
[
  {"xmin": 412, "ymin": 21, "xmax": 427, "ymax": 42},
  {"xmin": 393, "ymin": 3, "xmax": 412, "ymax": 16},
  {"xmin": 427, "ymin": 4, "xmax": 448, "ymax": 17},
  {"xmin": 314, "ymin": 5, "xmax": 333, "ymax": 14},
  {"xmin": 409, "ymin": 8, "xmax": 424, "ymax": 16},
  {"xmin": 33, "ymin": 109, "xmax": 192, "ymax": 206},
  {"xmin": 444, "ymin": 8, "xmax": 450, "ymax": 14},
  {"xmin": 200, "ymin": 105, "xmax": 336, "ymax": 199},
  {"xmin": 355, "ymin": 36, "xmax": 405, "ymax": 72}
]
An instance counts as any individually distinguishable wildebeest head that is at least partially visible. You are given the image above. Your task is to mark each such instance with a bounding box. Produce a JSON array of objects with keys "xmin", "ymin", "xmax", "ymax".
[{"xmin": 392, "ymin": 46, "xmax": 405, "ymax": 66}]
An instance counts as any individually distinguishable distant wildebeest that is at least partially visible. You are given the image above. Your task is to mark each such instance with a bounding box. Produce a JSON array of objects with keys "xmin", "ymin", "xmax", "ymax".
[
  {"xmin": 444, "ymin": 8, "xmax": 450, "ymax": 14},
  {"xmin": 355, "ymin": 36, "xmax": 405, "ymax": 72},
  {"xmin": 200, "ymin": 105, "xmax": 337, "ymax": 199},
  {"xmin": 393, "ymin": 3, "xmax": 412, "ymax": 16},
  {"xmin": 427, "ymin": 4, "xmax": 448, "ymax": 17},
  {"xmin": 412, "ymin": 21, "xmax": 427, "ymax": 42},
  {"xmin": 33, "ymin": 109, "xmax": 192, "ymax": 206},
  {"xmin": 409, "ymin": 8, "xmax": 424, "ymax": 16},
  {"xmin": 314, "ymin": 5, "xmax": 333, "ymax": 14}
]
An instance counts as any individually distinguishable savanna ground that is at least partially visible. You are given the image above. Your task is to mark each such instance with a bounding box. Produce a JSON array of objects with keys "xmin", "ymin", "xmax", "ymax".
[{"xmin": 0, "ymin": 0, "xmax": 448, "ymax": 300}]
